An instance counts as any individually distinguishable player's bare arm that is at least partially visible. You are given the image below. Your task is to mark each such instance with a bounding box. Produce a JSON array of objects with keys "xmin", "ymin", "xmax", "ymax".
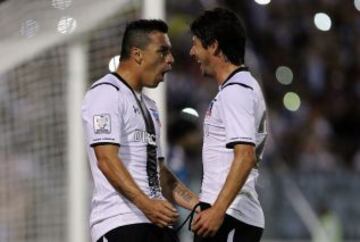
[
  {"xmin": 159, "ymin": 159, "xmax": 199, "ymax": 210},
  {"xmin": 192, "ymin": 144, "xmax": 256, "ymax": 237},
  {"xmin": 94, "ymin": 144, "xmax": 179, "ymax": 228}
]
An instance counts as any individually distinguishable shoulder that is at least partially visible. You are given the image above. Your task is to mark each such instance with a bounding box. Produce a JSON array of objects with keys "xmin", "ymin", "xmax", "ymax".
[
  {"xmin": 83, "ymin": 75, "xmax": 123, "ymax": 107},
  {"xmin": 223, "ymin": 71, "xmax": 256, "ymax": 90},
  {"xmin": 221, "ymin": 72, "xmax": 259, "ymax": 98},
  {"xmin": 87, "ymin": 74, "xmax": 131, "ymax": 98}
]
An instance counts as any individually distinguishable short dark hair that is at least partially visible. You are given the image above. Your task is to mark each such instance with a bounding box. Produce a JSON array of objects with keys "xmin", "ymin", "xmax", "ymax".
[
  {"xmin": 120, "ymin": 19, "xmax": 168, "ymax": 61},
  {"xmin": 190, "ymin": 8, "xmax": 247, "ymax": 65}
]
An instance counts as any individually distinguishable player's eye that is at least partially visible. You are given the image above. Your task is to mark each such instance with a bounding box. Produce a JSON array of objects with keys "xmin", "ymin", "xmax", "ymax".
[{"xmin": 158, "ymin": 48, "xmax": 170, "ymax": 58}]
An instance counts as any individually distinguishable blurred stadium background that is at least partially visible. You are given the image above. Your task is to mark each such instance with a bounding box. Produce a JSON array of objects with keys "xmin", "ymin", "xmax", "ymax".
[{"xmin": 0, "ymin": 0, "xmax": 359, "ymax": 242}]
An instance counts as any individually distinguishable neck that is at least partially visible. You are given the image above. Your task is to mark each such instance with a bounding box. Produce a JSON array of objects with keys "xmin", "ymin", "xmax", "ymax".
[
  {"xmin": 116, "ymin": 62, "xmax": 142, "ymax": 92},
  {"xmin": 213, "ymin": 57, "xmax": 245, "ymax": 86},
  {"xmin": 214, "ymin": 62, "xmax": 245, "ymax": 86}
]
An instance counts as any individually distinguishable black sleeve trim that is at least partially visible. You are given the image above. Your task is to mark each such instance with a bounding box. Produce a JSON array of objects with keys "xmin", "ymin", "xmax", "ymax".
[
  {"xmin": 226, "ymin": 141, "xmax": 255, "ymax": 149},
  {"xmin": 90, "ymin": 82, "xmax": 119, "ymax": 91},
  {"xmin": 90, "ymin": 142, "xmax": 120, "ymax": 147}
]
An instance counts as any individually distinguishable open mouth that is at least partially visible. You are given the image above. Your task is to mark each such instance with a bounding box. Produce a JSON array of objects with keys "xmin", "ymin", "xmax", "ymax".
[{"xmin": 161, "ymin": 69, "xmax": 171, "ymax": 77}]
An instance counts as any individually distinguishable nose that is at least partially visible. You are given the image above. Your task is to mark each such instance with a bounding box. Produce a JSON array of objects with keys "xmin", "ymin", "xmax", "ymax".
[
  {"xmin": 189, "ymin": 46, "xmax": 195, "ymax": 57},
  {"xmin": 167, "ymin": 52, "xmax": 175, "ymax": 65}
]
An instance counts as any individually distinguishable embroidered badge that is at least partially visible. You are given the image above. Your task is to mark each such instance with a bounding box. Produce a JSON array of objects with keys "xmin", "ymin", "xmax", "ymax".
[
  {"xmin": 93, "ymin": 114, "xmax": 111, "ymax": 134},
  {"xmin": 206, "ymin": 98, "xmax": 217, "ymax": 117}
]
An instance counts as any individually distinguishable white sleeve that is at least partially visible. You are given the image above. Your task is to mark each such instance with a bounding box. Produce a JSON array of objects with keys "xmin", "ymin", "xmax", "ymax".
[
  {"xmin": 81, "ymin": 85, "xmax": 122, "ymax": 147},
  {"xmin": 219, "ymin": 85, "xmax": 256, "ymax": 149}
]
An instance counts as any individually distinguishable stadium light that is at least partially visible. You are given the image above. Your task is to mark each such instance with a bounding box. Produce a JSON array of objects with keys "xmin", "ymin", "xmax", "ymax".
[
  {"xmin": 254, "ymin": 0, "xmax": 271, "ymax": 5},
  {"xmin": 108, "ymin": 55, "xmax": 120, "ymax": 72},
  {"xmin": 57, "ymin": 16, "xmax": 77, "ymax": 34},
  {"xmin": 181, "ymin": 107, "xmax": 199, "ymax": 118},
  {"xmin": 52, "ymin": 0, "xmax": 72, "ymax": 10},
  {"xmin": 283, "ymin": 92, "xmax": 301, "ymax": 111},
  {"xmin": 276, "ymin": 66, "xmax": 293, "ymax": 85},
  {"xmin": 314, "ymin": 12, "xmax": 332, "ymax": 31},
  {"xmin": 355, "ymin": 0, "xmax": 360, "ymax": 11},
  {"xmin": 20, "ymin": 19, "xmax": 39, "ymax": 38}
]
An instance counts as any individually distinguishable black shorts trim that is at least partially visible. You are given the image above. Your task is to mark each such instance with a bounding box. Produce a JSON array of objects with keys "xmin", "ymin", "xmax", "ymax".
[
  {"xmin": 193, "ymin": 202, "xmax": 263, "ymax": 242},
  {"xmin": 97, "ymin": 223, "xmax": 178, "ymax": 242}
]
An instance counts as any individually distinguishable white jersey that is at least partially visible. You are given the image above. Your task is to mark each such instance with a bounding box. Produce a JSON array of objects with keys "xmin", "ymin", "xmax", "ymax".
[
  {"xmin": 201, "ymin": 67, "xmax": 267, "ymax": 228},
  {"xmin": 81, "ymin": 73, "xmax": 164, "ymax": 242}
]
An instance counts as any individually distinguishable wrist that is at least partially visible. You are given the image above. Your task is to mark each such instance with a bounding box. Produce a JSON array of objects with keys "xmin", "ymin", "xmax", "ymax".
[
  {"xmin": 212, "ymin": 202, "xmax": 227, "ymax": 214},
  {"xmin": 134, "ymin": 194, "xmax": 151, "ymax": 211},
  {"xmin": 191, "ymin": 199, "xmax": 200, "ymax": 210}
]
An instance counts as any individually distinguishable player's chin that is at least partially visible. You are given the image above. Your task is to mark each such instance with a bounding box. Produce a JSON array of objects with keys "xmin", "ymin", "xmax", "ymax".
[
  {"xmin": 156, "ymin": 74, "xmax": 166, "ymax": 84},
  {"xmin": 149, "ymin": 80, "xmax": 162, "ymax": 88},
  {"xmin": 201, "ymin": 69, "xmax": 209, "ymax": 77}
]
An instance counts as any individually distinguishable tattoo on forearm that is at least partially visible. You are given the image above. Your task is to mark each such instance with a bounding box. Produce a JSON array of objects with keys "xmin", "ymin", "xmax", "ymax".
[{"xmin": 174, "ymin": 185, "xmax": 194, "ymax": 202}]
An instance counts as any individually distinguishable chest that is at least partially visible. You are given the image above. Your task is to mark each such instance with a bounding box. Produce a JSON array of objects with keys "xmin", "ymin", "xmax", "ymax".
[
  {"xmin": 204, "ymin": 94, "xmax": 224, "ymax": 127},
  {"xmin": 121, "ymin": 94, "xmax": 160, "ymax": 137},
  {"xmin": 203, "ymin": 95, "xmax": 227, "ymax": 139}
]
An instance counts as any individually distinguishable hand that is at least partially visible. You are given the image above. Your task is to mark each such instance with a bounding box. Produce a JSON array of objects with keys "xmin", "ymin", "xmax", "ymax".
[
  {"xmin": 142, "ymin": 199, "xmax": 179, "ymax": 228},
  {"xmin": 191, "ymin": 207, "xmax": 225, "ymax": 238}
]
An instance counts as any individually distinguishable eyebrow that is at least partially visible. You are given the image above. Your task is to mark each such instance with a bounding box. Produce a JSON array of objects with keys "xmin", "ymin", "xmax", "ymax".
[{"xmin": 158, "ymin": 45, "xmax": 171, "ymax": 51}]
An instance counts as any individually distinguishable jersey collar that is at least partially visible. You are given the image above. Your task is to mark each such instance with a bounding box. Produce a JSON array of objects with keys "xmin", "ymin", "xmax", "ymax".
[
  {"xmin": 111, "ymin": 72, "xmax": 133, "ymax": 92},
  {"xmin": 221, "ymin": 66, "xmax": 249, "ymax": 89}
]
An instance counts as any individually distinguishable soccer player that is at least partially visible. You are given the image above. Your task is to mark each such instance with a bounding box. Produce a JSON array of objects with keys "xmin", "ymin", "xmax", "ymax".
[
  {"xmin": 189, "ymin": 8, "xmax": 267, "ymax": 242},
  {"xmin": 82, "ymin": 19, "xmax": 198, "ymax": 242}
]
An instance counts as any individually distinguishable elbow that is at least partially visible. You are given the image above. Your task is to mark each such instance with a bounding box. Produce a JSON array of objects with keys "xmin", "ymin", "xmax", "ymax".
[
  {"xmin": 249, "ymin": 155, "xmax": 257, "ymax": 166},
  {"xmin": 235, "ymin": 154, "xmax": 257, "ymax": 170},
  {"xmin": 245, "ymin": 155, "xmax": 257, "ymax": 169}
]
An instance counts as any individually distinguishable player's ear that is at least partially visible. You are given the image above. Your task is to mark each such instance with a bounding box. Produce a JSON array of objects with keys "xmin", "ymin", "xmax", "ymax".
[
  {"xmin": 209, "ymin": 40, "xmax": 220, "ymax": 56},
  {"xmin": 131, "ymin": 47, "xmax": 143, "ymax": 64}
]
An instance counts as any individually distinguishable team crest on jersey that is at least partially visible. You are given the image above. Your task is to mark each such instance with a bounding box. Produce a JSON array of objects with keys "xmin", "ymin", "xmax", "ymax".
[
  {"xmin": 206, "ymin": 98, "xmax": 216, "ymax": 117},
  {"xmin": 133, "ymin": 105, "xmax": 140, "ymax": 114},
  {"xmin": 149, "ymin": 108, "xmax": 161, "ymax": 127},
  {"xmin": 93, "ymin": 114, "xmax": 111, "ymax": 134}
]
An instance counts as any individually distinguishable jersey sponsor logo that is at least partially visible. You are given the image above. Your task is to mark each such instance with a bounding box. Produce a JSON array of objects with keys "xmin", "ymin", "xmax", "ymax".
[
  {"xmin": 93, "ymin": 114, "xmax": 111, "ymax": 134},
  {"xmin": 134, "ymin": 129, "xmax": 156, "ymax": 146}
]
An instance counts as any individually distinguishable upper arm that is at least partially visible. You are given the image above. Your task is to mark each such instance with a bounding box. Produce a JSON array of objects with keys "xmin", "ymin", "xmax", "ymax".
[
  {"xmin": 233, "ymin": 143, "xmax": 256, "ymax": 165},
  {"xmin": 82, "ymin": 85, "xmax": 123, "ymax": 147},
  {"xmin": 220, "ymin": 86, "xmax": 256, "ymax": 149},
  {"xmin": 94, "ymin": 144, "xmax": 120, "ymax": 164}
]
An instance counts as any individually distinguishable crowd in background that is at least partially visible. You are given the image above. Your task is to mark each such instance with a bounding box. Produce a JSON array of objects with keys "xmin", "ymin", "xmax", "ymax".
[{"xmin": 166, "ymin": 0, "xmax": 360, "ymax": 172}]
